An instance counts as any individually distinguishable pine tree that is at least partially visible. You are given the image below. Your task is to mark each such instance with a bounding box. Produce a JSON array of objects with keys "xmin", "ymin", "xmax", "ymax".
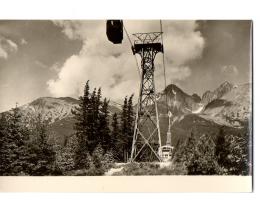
[
  {"xmin": 88, "ymin": 88, "xmax": 98, "ymax": 154},
  {"xmin": 72, "ymin": 81, "xmax": 111, "ymax": 170},
  {"xmin": 111, "ymin": 113, "xmax": 119, "ymax": 141},
  {"xmin": 173, "ymin": 132, "xmax": 197, "ymax": 174},
  {"xmin": 182, "ymin": 131, "xmax": 197, "ymax": 165},
  {"xmin": 98, "ymin": 98, "xmax": 111, "ymax": 152},
  {"xmin": 27, "ymin": 114, "xmax": 57, "ymax": 175},
  {"xmin": 215, "ymin": 127, "xmax": 228, "ymax": 167},
  {"xmin": 119, "ymin": 96, "xmax": 128, "ymax": 162},
  {"xmin": 126, "ymin": 94, "xmax": 134, "ymax": 157},
  {"xmin": 116, "ymin": 95, "xmax": 135, "ymax": 162},
  {"xmin": 55, "ymin": 134, "xmax": 77, "ymax": 174},
  {"xmin": 0, "ymin": 113, "xmax": 10, "ymax": 174},
  {"xmin": 187, "ymin": 134, "xmax": 220, "ymax": 175},
  {"xmin": 215, "ymin": 132, "xmax": 249, "ymax": 175},
  {"xmin": 0, "ymin": 106, "xmax": 29, "ymax": 175},
  {"xmin": 111, "ymin": 113, "xmax": 120, "ymax": 159},
  {"xmin": 72, "ymin": 81, "xmax": 91, "ymax": 169}
]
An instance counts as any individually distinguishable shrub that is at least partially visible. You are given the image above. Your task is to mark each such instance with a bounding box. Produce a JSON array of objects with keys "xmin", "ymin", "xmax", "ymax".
[
  {"xmin": 173, "ymin": 133, "xmax": 221, "ymax": 175},
  {"xmin": 186, "ymin": 135, "xmax": 221, "ymax": 175},
  {"xmin": 216, "ymin": 134, "xmax": 250, "ymax": 175},
  {"xmin": 112, "ymin": 162, "xmax": 177, "ymax": 176}
]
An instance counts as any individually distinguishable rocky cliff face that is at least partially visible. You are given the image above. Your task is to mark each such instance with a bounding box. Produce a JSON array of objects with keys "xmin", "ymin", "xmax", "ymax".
[
  {"xmin": 157, "ymin": 84, "xmax": 203, "ymax": 115},
  {"xmin": 202, "ymin": 83, "xmax": 252, "ymax": 127},
  {"xmin": 201, "ymin": 81, "xmax": 234, "ymax": 106},
  {"xmin": 19, "ymin": 97, "xmax": 79, "ymax": 123},
  {"xmin": 17, "ymin": 97, "xmax": 121, "ymax": 124}
]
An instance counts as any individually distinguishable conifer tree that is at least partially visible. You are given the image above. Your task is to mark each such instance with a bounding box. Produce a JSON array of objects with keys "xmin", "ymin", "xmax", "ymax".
[
  {"xmin": 27, "ymin": 114, "xmax": 57, "ymax": 175},
  {"xmin": 181, "ymin": 131, "xmax": 197, "ymax": 166},
  {"xmin": 215, "ymin": 131, "xmax": 249, "ymax": 175},
  {"xmin": 215, "ymin": 127, "xmax": 227, "ymax": 166},
  {"xmin": 72, "ymin": 81, "xmax": 91, "ymax": 169},
  {"xmin": 187, "ymin": 134, "xmax": 220, "ymax": 175},
  {"xmin": 126, "ymin": 94, "xmax": 134, "ymax": 156},
  {"xmin": 0, "ymin": 106, "xmax": 29, "ymax": 175},
  {"xmin": 120, "ymin": 96, "xmax": 128, "ymax": 162},
  {"xmin": 88, "ymin": 88, "xmax": 98, "ymax": 154},
  {"xmin": 98, "ymin": 98, "xmax": 111, "ymax": 152},
  {"xmin": 72, "ymin": 81, "xmax": 110, "ymax": 169},
  {"xmin": 117, "ymin": 95, "xmax": 135, "ymax": 162},
  {"xmin": 111, "ymin": 113, "xmax": 120, "ymax": 159},
  {"xmin": 55, "ymin": 134, "xmax": 77, "ymax": 174},
  {"xmin": 0, "ymin": 113, "xmax": 10, "ymax": 175},
  {"xmin": 173, "ymin": 132, "xmax": 197, "ymax": 174}
]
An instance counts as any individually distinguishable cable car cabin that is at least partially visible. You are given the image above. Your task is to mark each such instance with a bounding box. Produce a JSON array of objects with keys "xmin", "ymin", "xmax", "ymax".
[
  {"xmin": 106, "ymin": 20, "xmax": 123, "ymax": 44},
  {"xmin": 158, "ymin": 145, "xmax": 174, "ymax": 162}
]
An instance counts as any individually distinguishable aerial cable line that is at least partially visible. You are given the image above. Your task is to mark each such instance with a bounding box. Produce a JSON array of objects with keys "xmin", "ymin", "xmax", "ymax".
[
  {"xmin": 160, "ymin": 20, "xmax": 169, "ymax": 114},
  {"xmin": 123, "ymin": 24, "xmax": 141, "ymax": 80}
]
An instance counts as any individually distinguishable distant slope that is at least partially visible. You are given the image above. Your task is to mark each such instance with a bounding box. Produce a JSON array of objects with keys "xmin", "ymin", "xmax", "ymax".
[
  {"xmin": 201, "ymin": 81, "xmax": 234, "ymax": 106},
  {"xmin": 5, "ymin": 96, "xmax": 121, "ymax": 145},
  {"xmin": 156, "ymin": 113, "xmax": 246, "ymax": 147},
  {"xmin": 20, "ymin": 97, "xmax": 79, "ymax": 123},
  {"xmin": 202, "ymin": 83, "xmax": 252, "ymax": 127},
  {"xmin": 1, "ymin": 81, "xmax": 251, "ymax": 147}
]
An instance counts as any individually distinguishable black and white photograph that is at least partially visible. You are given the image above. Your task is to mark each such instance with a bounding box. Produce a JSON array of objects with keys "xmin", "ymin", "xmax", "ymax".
[{"xmin": 0, "ymin": 20, "xmax": 252, "ymax": 178}]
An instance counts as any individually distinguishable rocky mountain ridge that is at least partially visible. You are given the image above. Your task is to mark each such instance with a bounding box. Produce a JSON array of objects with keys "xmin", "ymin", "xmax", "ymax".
[{"xmin": 1, "ymin": 81, "xmax": 251, "ymax": 145}]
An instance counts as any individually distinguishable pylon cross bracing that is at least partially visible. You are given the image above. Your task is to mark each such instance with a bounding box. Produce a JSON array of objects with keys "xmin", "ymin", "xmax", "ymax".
[{"xmin": 130, "ymin": 32, "xmax": 164, "ymax": 162}]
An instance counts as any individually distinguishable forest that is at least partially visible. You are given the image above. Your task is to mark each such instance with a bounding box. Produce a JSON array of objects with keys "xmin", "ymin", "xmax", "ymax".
[{"xmin": 0, "ymin": 81, "xmax": 251, "ymax": 176}]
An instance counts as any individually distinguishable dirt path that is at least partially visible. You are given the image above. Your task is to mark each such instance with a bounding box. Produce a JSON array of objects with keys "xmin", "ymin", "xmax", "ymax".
[
  {"xmin": 105, "ymin": 166, "xmax": 124, "ymax": 176},
  {"xmin": 104, "ymin": 163, "xmax": 127, "ymax": 176}
]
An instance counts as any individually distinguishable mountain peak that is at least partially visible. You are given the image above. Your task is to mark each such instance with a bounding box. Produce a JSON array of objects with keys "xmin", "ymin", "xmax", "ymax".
[
  {"xmin": 10, "ymin": 96, "xmax": 121, "ymax": 124},
  {"xmin": 219, "ymin": 81, "xmax": 233, "ymax": 89},
  {"xmin": 29, "ymin": 97, "xmax": 78, "ymax": 107},
  {"xmin": 201, "ymin": 81, "xmax": 234, "ymax": 106},
  {"xmin": 164, "ymin": 84, "xmax": 185, "ymax": 95},
  {"xmin": 191, "ymin": 93, "xmax": 201, "ymax": 103},
  {"xmin": 158, "ymin": 84, "xmax": 202, "ymax": 115}
]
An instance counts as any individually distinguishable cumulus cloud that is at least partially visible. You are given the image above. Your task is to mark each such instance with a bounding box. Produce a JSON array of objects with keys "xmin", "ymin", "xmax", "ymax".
[
  {"xmin": 50, "ymin": 62, "xmax": 62, "ymax": 72},
  {"xmin": 221, "ymin": 65, "xmax": 239, "ymax": 75},
  {"xmin": 47, "ymin": 20, "xmax": 205, "ymax": 101},
  {"xmin": 0, "ymin": 35, "xmax": 18, "ymax": 59},
  {"xmin": 20, "ymin": 38, "xmax": 28, "ymax": 45}
]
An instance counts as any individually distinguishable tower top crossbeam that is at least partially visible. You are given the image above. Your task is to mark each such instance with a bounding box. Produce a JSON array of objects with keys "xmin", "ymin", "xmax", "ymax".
[
  {"xmin": 132, "ymin": 32, "xmax": 164, "ymax": 55},
  {"xmin": 133, "ymin": 32, "xmax": 163, "ymax": 44}
]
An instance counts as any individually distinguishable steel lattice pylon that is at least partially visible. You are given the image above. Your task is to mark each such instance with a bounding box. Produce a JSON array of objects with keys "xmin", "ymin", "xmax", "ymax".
[{"xmin": 130, "ymin": 32, "xmax": 164, "ymax": 162}]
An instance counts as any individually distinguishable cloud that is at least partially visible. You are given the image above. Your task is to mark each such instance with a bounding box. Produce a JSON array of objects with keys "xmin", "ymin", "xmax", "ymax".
[
  {"xmin": 47, "ymin": 20, "xmax": 205, "ymax": 101},
  {"xmin": 35, "ymin": 60, "xmax": 48, "ymax": 69},
  {"xmin": 20, "ymin": 38, "xmax": 28, "ymax": 45},
  {"xmin": 162, "ymin": 21, "xmax": 205, "ymax": 65},
  {"xmin": 221, "ymin": 65, "xmax": 239, "ymax": 75},
  {"xmin": 50, "ymin": 62, "xmax": 62, "ymax": 72},
  {"xmin": 0, "ymin": 35, "xmax": 18, "ymax": 59},
  {"xmin": 0, "ymin": 47, "xmax": 8, "ymax": 59}
]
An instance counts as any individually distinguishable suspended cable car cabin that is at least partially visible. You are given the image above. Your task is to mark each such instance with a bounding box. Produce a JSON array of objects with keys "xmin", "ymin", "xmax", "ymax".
[
  {"xmin": 158, "ymin": 111, "xmax": 174, "ymax": 162},
  {"xmin": 158, "ymin": 145, "xmax": 174, "ymax": 162},
  {"xmin": 106, "ymin": 20, "xmax": 123, "ymax": 44}
]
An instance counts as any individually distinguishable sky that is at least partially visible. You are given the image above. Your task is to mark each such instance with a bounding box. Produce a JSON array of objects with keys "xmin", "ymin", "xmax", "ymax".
[{"xmin": 0, "ymin": 20, "xmax": 252, "ymax": 112}]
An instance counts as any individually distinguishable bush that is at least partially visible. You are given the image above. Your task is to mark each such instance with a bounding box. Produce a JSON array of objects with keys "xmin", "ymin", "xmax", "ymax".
[
  {"xmin": 112, "ymin": 162, "xmax": 177, "ymax": 176},
  {"xmin": 187, "ymin": 135, "xmax": 221, "ymax": 175},
  {"xmin": 216, "ymin": 134, "xmax": 250, "ymax": 175},
  {"xmin": 174, "ymin": 134, "xmax": 221, "ymax": 175},
  {"xmin": 62, "ymin": 144, "xmax": 116, "ymax": 176}
]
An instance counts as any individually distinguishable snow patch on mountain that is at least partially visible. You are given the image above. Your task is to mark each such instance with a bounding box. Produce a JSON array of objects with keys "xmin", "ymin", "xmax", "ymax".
[{"xmin": 192, "ymin": 104, "xmax": 204, "ymax": 114}]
